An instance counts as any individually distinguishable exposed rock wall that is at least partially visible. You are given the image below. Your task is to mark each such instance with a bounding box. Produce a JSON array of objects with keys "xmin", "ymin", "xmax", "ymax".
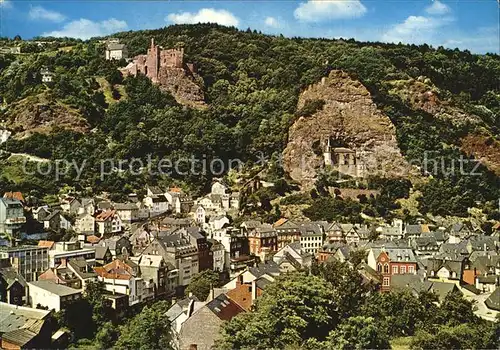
[
  {"xmin": 283, "ymin": 70, "xmax": 412, "ymax": 188},
  {"xmin": 158, "ymin": 68, "xmax": 206, "ymax": 108},
  {"xmin": 3, "ymin": 93, "xmax": 89, "ymax": 139}
]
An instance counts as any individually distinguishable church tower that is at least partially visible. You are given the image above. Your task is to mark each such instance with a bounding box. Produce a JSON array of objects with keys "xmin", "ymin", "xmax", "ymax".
[{"xmin": 324, "ymin": 137, "xmax": 332, "ymax": 166}]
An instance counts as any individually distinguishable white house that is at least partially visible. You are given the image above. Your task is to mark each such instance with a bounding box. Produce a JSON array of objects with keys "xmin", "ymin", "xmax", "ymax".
[
  {"xmin": 28, "ymin": 280, "xmax": 82, "ymax": 311},
  {"xmin": 105, "ymin": 42, "xmax": 128, "ymax": 60},
  {"xmin": 96, "ymin": 210, "xmax": 122, "ymax": 235},
  {"xmin": 74, "ymin": 212, "xmax": 95, "ymax": 234},
  {"xmin": 113, "ymin": 203, "xmax": 139, "ymax": 224}
]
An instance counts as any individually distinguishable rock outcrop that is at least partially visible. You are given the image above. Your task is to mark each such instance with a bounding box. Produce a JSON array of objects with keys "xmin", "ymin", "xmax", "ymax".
[
  {"xmin": 283, "ymin": 70, "xmax": 412, "ymax": 189},
  {"xmin": 387, "ymin": 77, "xmax": 500, "ymax": 175},
  {"xmin": 158, "ymin": 68, "xmax": 206, "ymax": 108},
  {"xmin": 3, "ymin": 93, "xmax": 89, "ymax": 139}
]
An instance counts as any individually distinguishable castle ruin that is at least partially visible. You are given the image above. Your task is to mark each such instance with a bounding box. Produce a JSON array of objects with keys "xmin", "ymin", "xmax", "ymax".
[
  {"xmin": 119, "ymin": 38, "xmax": 204, "ymax": 107},
  {"xmin": 120, "ymin": 38, "xmax": 195, "ymax": 83}
]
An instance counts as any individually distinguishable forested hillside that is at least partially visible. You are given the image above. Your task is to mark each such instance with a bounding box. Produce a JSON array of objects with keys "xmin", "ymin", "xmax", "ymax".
[{"xmin": 0, "ymin": 24, "xmax": 499, "ymax": 221}]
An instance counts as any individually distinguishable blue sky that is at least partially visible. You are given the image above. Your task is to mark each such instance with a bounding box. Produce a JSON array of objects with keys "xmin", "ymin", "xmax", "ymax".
[{"xmin": 0, "ymin": 0, "xmax": 498, "ymax": 53}]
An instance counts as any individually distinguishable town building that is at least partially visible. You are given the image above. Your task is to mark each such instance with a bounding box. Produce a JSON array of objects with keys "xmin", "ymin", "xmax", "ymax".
[
  {"xmin": 28, "ymin": 280, "xmax": 82, "ymax": 311},
  {"xmin": 74, "ymin": 212, "xmax": 95, "ymax": 235},
  {"xmin": 177, "ymin": 293, "xmax": 245, "ymax": 350},
  {"xmin": 273, "ymin": 218, "xmax": 301, "ymax": 249},
  {"xmin": 248, "ymin": 224, "xmax": 278, "ymax": 262},
  {"xmin": 299, "ymin": 222, "xmax": 324, "ymax": 255},
  {"xmin": 94, "ymin": 258, "xmax": 150, "ymax": 306},
  {"xmin": 40, "ymin": 67, "xmax": 55, "ymax": 83},
  {"xmin": 0, "ymin": 198, "xmax": 26, "ymax": 239},
  {"xmin": 113, "ymin": 202, "xmax": 139, "ymax": 225},
  {"xmin": 0, "ymin": 302, "xmax": 52, "ymax": 349},
  {"xmin": 142, "ymin": 229, "xmax": 199, "ymax": 290},
  {"xmin": 105, "ymin": 41, "xmax": 128, "ymax": 60},
  {"xmin": 0, "ymin": 245, "xmax": 49, "ymax": 282},
  {"xmin": 95, "ymin": 210, "xmax": 122, "ymax": 235},
  {"xmin": 133, "ymin": 254, "xmax": 171, "ymax": 297},
  {"xmin": 273, "ymin": 241, "xmax": 312, "ymax": 273},
  {"xmin": 208, "ymin": 239, "xmax": 225, "ymax": 273},
  {"xmin": 0, "ymin": 258, "xmax": 28, "ymax": 305},
  {"xmin": 48, "ymin": 241, "xmax": 95, "ymax": 268},
  {"xmin": 367, "ymin": 247, "xmax": 418, "ymax": 292}
]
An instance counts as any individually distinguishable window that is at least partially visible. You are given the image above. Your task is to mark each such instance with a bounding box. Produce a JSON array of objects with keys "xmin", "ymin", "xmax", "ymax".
[
  {"xmin": 408, "ymin": 266, "xmax": 415, "ymax": 274},
  {"xmin": 383, "ymin": 277, "xmax": 390, "ymax": 287},
  {"xmin": 400, "ymin": 266, "xmax": 406, "ymax": 274},
  {"xmin": 377, "ymin": 263, "xmax": 382, "ymax": 272},
  {"xmin": 383, "ymin": 264, "xmax": 389, "ymax": 274},
  {"xmin": 392, "ymin": 266, "xmax": 398, "ymax": 274}
]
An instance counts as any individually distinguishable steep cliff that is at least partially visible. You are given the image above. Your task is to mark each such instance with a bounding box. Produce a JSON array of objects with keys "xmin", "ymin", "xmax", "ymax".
[
  {"xmin": 158, "ymin": 67, "xmax": 206, "ymax": 108},
  {"xmin": 283, "ymin": 70, "xmax": 412, "ymax": 188},
  {"xmin": 386, "ymin": 78, "xmax": 500, "ymax": 175},
  {"xmin": 2, "ymin": 92, "xmax": 89, "ymax": 139}
]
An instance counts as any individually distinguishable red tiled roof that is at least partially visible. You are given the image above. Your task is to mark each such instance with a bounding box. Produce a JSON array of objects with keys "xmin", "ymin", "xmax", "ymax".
[
  {"xmin": 94, "ymin": 259, "xmax": 135, "ymax": 280},
  {"xmin": 87, "ymin": 235, "xmax": 101, "ymax": 244},
  {"xmin": 3, "ymin": 191, "xmax": 24, "ymax": 202},
  {"xmin": 38, "ymin": 240, "xmax": 55, "ymax": 249},
  {"xmin": 95, "ymin": 210, "xmax": 116, "ymax": 222},
  {"xmin": 273, "ymin": 218, "xmax": 288, "ymax": 227}
]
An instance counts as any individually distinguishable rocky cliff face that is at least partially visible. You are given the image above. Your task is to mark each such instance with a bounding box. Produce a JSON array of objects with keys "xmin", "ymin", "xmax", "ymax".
[
  {"xmin": 283, "ymin": 70, "xmax": 412, "ymax": 188},
  {"xmin": 158, "ymin": 67, "xmax": 206, "ymax": 109},
  {"xmin": 387, "ymin": 77, "xmax": 500, "ymax": 175},
  {"xmin": 3, "ymin": 93, "xmax": 89, "ymax": 139}
]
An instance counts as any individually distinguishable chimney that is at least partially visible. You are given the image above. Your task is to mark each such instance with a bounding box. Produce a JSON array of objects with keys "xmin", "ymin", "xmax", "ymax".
[
  {"xmin": 187, "ymin": 299, "xmax": 195, "ymax": 317},
  {"xmin": 151, "ymin": 37, "xmax": 155, "ymax": 48},
  {"xmin": 208, "ymin": 283, "xmax": 215, "ymax": 301},
  {"xmin": 237, "ymin": 274, "xmax": 243, "ymax": 286}
]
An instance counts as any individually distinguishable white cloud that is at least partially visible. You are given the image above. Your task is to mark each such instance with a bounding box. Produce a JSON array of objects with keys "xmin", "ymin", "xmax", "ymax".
[
  {"xmin": 294, "ymin": 0, "xmax": 367, "ymax": 22},
  {"xmin": 0, "ymin": 0, "xmax": 12, "ymax": 9},
  {"xmin": 166, "ymin": 8, "xmax": 239, "ymax": 27},
  {"xmin": 425, "ymin": 1, "xmax": 451, "ymax": 15},
  {"xmin": 29, "ymin": 6, "xmax": 66, "ymax": 23},
  {"xmin": 382, "ymin": 15, "xmax": 453, "ymax": 45},
  {"xmin": 43, "ymin": 18, "xmax": 128, "ymax": 39},
  {"xmin": 264, "ymin": 16, "xmax": 280, "ymax": 28}
]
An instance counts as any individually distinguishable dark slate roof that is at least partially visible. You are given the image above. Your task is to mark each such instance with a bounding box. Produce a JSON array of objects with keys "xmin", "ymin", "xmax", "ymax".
[
  {"xmin": 254, "ymin": 277, "xmax": 272, "ymax": 290},
  {"xmin": 148, "ymin": 186, "xmax": 164, "ymax": 195},
  {"xmin": 430, "ymin": 281, "xmax": 460, "ymax": 301},
  {"xmin": 1, "ymin": 328, "xmax": 37, "ymax": 346},
  {"xmin": 94, "ymin": 246, "xmax": 110, "ymax": 260},
  {"xmin": 248, "ymin": 261, "xmax": 280, "ymax": 278},
  {"xmin": 426, "ymin": 258, "xmax": 464, "ymax": 277},
  {"xmin": 0, "ymin": 265, "xmax": 27, "ymax": 288},
  {"xmin": 298, "ymin": 222, "xmax": 323, "ymax": 236},
  {"xmin": 206, "ymin": 294, "xmax": 245, "ymax": 321},
  {"xmin": 107, "ymin": 43, "xmax": 125, "ymax": 51},
  {"xmin": 414, "ymin": 236, "xmax": 438, "ymax": 248},
  {"xmin": 405, "ymin": 224, "xmax": 423, "ymax": 235},
  {"xmin": 485, "ymin": 287, "xmax": 500, "ymax": 311},
  {"xmin": 186, "ymin": 227, "xmax": 204, "ymax": 240},
  {"xmin": 439, "ymin": 242, "xmax": 469, "ymax": 255},
  {"xmin": 28, "ymin": 280, "xmax": 81, "ymax": 296},
  {"xmin": 113, "ymin": 202, "xmax": 138, "ymax": 210},
  {"xmin": 43, "ymin": 209, "xmax": 60, "ymax": 221}
]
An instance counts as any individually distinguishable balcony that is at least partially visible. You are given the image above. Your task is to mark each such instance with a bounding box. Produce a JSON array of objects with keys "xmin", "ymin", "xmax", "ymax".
[{"xmin": 5, "ymin": 217, "xmax": 26, "ymax": 225}]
